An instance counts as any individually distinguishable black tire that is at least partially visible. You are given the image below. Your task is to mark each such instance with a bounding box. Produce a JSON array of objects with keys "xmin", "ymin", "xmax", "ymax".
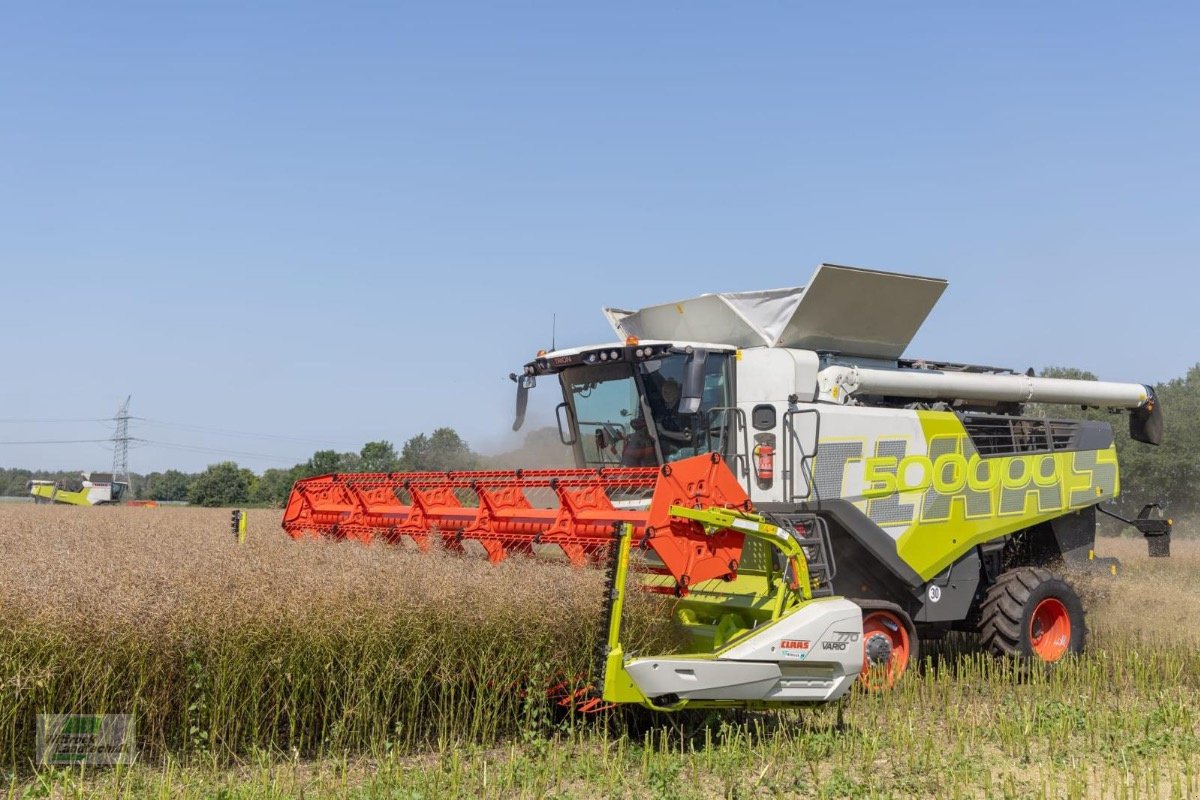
[{"xmin": 979, "ymin": 567, "xmax": 1086, "ymax": 661}]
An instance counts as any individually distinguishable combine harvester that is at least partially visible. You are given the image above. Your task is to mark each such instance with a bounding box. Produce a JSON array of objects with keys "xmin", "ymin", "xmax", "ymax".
[
  {"xmin": 283, "ymin": 264, "xmax": 1170, "ymax": 711},
  {"xmin": 29, "ymin": 473, "xmax": 130, "ymax": 505}
]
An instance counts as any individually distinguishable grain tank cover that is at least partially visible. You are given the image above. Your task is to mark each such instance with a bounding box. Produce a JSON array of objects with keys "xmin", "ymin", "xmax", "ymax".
[
  {"xmin": 603, "ymin": 263, "xmax": 948, "ymax": 358},
  {"xmin": 604, "ymin": 287, "xmax": 804, "ymax": 348}
]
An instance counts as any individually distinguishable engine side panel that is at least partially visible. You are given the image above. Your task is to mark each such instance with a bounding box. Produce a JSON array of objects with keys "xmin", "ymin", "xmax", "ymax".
[{"xmin": 798, "ymin": 407, "xmax": 1117, "ymax": 581}]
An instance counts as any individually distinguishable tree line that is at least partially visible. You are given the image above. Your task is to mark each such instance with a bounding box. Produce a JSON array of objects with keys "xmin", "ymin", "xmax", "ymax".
[{"xmin": 0, "ymin": 427, "xmax": 481, "ymax": 508}]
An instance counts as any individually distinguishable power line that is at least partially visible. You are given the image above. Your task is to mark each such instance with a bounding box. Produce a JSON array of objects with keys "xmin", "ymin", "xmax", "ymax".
[
  {"xmin": 0, "ymin": 438, "xmax": 114, "ymax": 445},
  {"xmin": 0, "ymin": 409, "xmax": 347, "ymax": 465},
  {"xmin": 0, "ymin": 414, "xmax": 360, "ymax": 449},
  {"xmin": 4, "ymin": 437, "xmax": 301, "ymax": 465},
  {"xmin": 0, "ymin": 417, "xmax": 110, "ymax": 424},
  {"xmin": 131, "ymin": 417, "xmax": 358, "ymax": 447},
  {"xmin": 134, "ymin": 438, "xmax": 305, "ymax": 464}
]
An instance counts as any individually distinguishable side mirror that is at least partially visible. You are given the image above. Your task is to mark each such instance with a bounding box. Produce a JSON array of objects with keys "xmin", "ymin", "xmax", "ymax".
[
  {"xmin": 679, "ymin": 349, "xmax": 708, "ymax": 415},
  {"xmin": 511, "ymin": 373, "xmax": 535, "ymax": 432}
]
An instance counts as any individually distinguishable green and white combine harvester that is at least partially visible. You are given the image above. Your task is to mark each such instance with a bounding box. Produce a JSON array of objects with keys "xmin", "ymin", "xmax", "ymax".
[
  {"xmin": 28, "ymin": 473, "xmax": 130, "ymax": 506},
  {"xmin": 283, "ymin": 264, "xmax": 1171, "ymax": 710}
]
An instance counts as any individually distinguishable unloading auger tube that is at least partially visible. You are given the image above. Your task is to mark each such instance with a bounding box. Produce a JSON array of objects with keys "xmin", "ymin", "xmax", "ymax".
[{"xmin": 817, "ymin": 365, "xmax": 1163, "ymax": 444}]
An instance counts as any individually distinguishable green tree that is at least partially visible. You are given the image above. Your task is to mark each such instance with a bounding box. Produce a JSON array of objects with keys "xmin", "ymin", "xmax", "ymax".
[
  {"xmin": 1115, "ymin": 364, "xmax": 1200, "ymax": 515},
  {"xmin": 187, "ymin": 462, "xmax": 256, "ymax": 507},
  {"xmin": 0, "ymin": 469, "xmax": 34, "ymax": 497},
  {"xmin": 306, "ymin": 450, "xmax": 342, "ymax": 475},
  {"xmin": 304, "ymin": 450, "xmax": 361, "ymax": 476},
  {"xmin": 145, "ymin": 469, "xmax": 193, "ymax": 502},
  {"xmin": 399, "ymin": 427, "xmax": 478, "ymax": 472},
  {"xmin": 359, "ymin": 440, "xmax": 400, "ymax": 472},
  {"xmin": 252, "ymin": 466, "xmax": 304, "ymax": 507}
]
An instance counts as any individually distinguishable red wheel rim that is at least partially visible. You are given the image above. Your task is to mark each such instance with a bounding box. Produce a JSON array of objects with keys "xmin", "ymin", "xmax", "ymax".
[
  {"xmin": 1029, "ymin": 597, "xmax": 1071, "ymax": 662},
  {"xmin": 859, "ymin": 610, "xmax": 911, "ymax": 691}
]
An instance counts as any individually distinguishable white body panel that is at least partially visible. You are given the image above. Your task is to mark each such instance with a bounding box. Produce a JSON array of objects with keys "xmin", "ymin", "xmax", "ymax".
[
  {"xmin": 624, "ymin": 598, "xmax": 863, "ymax": 703},
  {"xmin": 83, "ymin": 483, "xmax": 118, "ymax": 504},
  {"xmin": 736, "ymin": 348, "xmax": 820, "ymax": 403},
  {"xmin": 29, "ymin": 476, "xmax": 123, "ymax": 505}
]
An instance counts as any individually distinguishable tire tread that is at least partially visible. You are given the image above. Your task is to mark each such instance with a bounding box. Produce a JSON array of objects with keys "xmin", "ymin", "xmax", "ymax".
[{"xmin": 979, "ymin": 566, "xmax": 1084, "ymax": 659}]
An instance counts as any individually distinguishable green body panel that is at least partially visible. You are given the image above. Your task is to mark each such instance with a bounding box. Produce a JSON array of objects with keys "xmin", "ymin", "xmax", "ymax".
[
  {"xmin": 29, "ymin": 485, "xmax": 92, "ymax": 506},
  {"xmin": 887, "ymin": 411, "xmax": 1119, "ymax": 579},
  {"xmin": 601, "ymin": 509, "xmax": 836, "ymax": 711},
  {"xmin": 600, "ymin": 524, "xmax": 649, "ymax": 706}
]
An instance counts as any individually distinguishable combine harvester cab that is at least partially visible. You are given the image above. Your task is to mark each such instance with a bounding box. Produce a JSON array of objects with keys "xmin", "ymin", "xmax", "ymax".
[{"xmin": 284, "ymin": 263, "xmax": 1170, "ymax": 707}]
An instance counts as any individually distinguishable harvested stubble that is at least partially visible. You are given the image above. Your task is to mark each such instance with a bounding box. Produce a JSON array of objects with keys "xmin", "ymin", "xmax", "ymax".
[{"xmin": 0, "ymin": 505, "xmax": 671, "ymax": 765}]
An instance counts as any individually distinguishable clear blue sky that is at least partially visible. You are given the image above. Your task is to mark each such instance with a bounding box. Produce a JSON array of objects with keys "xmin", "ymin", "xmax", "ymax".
[{"xmin": 2, "ymin": 2, "xmax": 1197, "ymax": 473}]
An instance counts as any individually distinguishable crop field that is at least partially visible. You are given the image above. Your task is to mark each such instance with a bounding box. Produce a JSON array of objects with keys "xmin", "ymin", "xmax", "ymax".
[{"xmin": 1, "ymin": 505, "xmax": 1199, "ymax": 799}]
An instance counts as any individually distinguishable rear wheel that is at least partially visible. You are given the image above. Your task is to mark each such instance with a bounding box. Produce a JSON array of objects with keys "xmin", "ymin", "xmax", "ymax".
[
  {"xmin": 979, "ymin": 567, "xmax": 1085, "ymax": 662},
  {"xmin": 856, "ymin": 602, "xmax": 917, "ymax": 691}
]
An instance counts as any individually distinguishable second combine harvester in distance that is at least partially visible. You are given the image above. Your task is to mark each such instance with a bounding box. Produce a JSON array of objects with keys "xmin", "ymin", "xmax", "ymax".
[{"xmin": 283, "ymin": 264, "xmax": 1170, "ymax": 711}]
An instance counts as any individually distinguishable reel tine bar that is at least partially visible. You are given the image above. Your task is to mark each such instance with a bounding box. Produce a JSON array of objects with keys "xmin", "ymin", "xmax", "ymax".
[
  {"xmin": 281, "ymin": 454, "xmax": 754, "ymax": 593},
  {"xmin": 282, "ymin": 467, "xmax": 659, "ymax": 564}
]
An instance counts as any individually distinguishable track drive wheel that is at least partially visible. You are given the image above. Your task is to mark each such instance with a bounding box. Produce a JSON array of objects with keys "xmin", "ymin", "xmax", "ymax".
[
  {"xmin": 979, "ymin": 567, "xmax": 1086, "ymax": 662},
  {"xmin": 855, "ymin": 601, "xmax": 917, "ymax": 691}
]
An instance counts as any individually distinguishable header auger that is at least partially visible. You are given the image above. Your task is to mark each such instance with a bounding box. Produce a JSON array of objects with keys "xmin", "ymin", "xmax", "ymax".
[{"xmin": 282, "ymin": 262, "xmax": 1171, "ymax": 711}]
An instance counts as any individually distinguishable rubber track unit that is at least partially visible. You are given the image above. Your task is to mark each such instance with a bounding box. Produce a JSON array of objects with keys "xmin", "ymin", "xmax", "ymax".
[{"xmin": 978, "ymin": 566, "xmax": 1086, "ymax": 659}]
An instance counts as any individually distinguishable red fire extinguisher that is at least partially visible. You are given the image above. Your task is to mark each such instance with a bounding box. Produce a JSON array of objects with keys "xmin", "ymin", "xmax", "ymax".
[{"xmin": 754, "ymin": 443, "xmax": 774, "ymax": 483}]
